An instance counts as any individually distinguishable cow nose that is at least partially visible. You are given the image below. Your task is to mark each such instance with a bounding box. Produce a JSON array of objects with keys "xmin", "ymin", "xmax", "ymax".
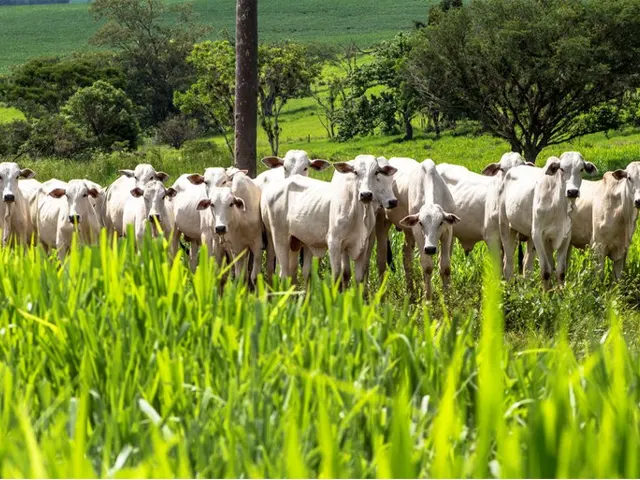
[
  {"xmin": 3, "ymin": 194, "xmax": 15, "ymax": 203},
  {"xmin": 215, "ymin": 225, "xmax": 227, "ymax": 235},
  {"xmin": 359, "ymin": 191, "xmax": 373, "ymax": 202},
  {"xmin": 148, "ymin": 214, "xmax": 161, "ymax": 222},
  {"xmin": 635, "ymin": 199, "xmax": 640, "ymax": 209},
  {"xmin": 566, "ymin": 189, "xmax": 579, "ymax": 198},
  {"xmin": 424, "ymin": 246, "xmax": 437, "ymax": 255},
  {"xmin": 387, "ymin": 198, "xmax": 398, "ymax": 209},
  {"xmin": 68, "ymin": 214, "xmax": 81, "ymax": 224}
]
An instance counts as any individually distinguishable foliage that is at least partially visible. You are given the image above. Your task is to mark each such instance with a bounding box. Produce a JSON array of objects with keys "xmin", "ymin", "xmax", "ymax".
[
  {"xmin": 154, "ymin": 114, "xmax": 202, "ymax": 149},
  {"xmin": 0, "ymin": 53, "xmax": 126, "ymax": 118},
  {"xmin": 408, "ymin": 0, "xmax": 640, "ymax": 163},
  {"xmin": 174, "ymin": 40, "xmax": 236, "ymax": 155},
  {"xmin": 0, "ymin": 119, "xmax": 31, "ymax": 156},
  {"xmin": 258, "ymin": 42, "xmax": 322, "ymax": 155},
  {"xmin": 1, "ymin": 227, "xmax": 640, "ymax": 476},
  {"xmin": 62, "ymin": 80, "xmax": 140, "ymax": 151},
  {"xmin": 89, "ymin": 0, "xmax": 210, "ymax": 129},
  {"xmin": 21, "ymin": 114, "xmax": 92, "ymax": 159}
]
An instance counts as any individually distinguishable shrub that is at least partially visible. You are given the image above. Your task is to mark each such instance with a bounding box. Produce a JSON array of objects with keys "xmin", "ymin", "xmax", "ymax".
[
  {"xmin": 21, "ymin": 114, "xmax": 92, "ymax": 159},
  {"xmin": 155, "ymin": 114, "xmax": 202, "ymax": 149},
  {"xmin": 62, "ymin": 80, "xmax": 140, "ymax": 152},
  {"xmin": 0, "ymin": 119, "xmax": 31, "ymax": 156}
]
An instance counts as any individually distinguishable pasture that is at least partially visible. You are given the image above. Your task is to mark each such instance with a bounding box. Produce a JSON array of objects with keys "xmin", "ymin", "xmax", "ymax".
[
  {"xmin": 0, "ymin": 0, "xmax": 429, "ymax": 73},
  {"xmin": 1, "ymin": 127, "xmax": 640, "ymax": 475}
]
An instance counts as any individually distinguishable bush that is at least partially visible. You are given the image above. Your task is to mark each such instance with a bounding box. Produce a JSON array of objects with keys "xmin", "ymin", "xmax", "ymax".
[
  {"xmin": 0, "ymin": 119, "xmax": 32, "ymax": 156},
  {"xmin": 154, "ymin": 114, "xmax": 202, "ymax": 149},
  {"xmin": 62, "ymin": 80, "xmax": 140, "ymax": 152},
  {"xmin": 21, "ymin": 115, "xmax": 92, "ymax": 159}
]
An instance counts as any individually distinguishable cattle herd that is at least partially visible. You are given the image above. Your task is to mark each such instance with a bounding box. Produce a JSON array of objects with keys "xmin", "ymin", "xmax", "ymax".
[{"xmin": 0, "ymin": 148, "xmax": 638, "ymax": 298}]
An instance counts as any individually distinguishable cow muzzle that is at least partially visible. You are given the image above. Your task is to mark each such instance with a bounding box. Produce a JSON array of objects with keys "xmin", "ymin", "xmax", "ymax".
[
  {"xmin": 215, "ymin": 225, "xmax": 227, "ymax": 235},
  {"xmin": 566, "ymin": 189, "xmax": 579, "ymax": 199},
  {"xmin": 359, "ymin": 191, "xmax": 373, "ymax": 203},
  {"xmin": 424, "ymin": 245, "xmax": 437, "ymax": 255},
  {"xmin": 635, "ymin": 199, "xmax": 640, "ymax": 209},
  {"xmin": 3, "ymin": 193, "xmax": 15, "ymax": 203},
  {"xmin": 68, "ymin": 214, "xmax": 81, "ymax": 224},
  {"xmin": 386, "ymin": 198, "xmax": 398, "ymax": 209},
  {"xmin": 148, "ymin": 213, "xmax": 161, "ymax": 222}
]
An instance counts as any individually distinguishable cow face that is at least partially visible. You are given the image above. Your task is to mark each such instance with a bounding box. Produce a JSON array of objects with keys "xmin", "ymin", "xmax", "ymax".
[
  {"xmin": 334, "ymin": 155, "xmax": 396, "ymax": 204},
  {"xmin": 0, "ymin": 162, "xmax": 35, "ymax": 203},
  {"xmin": 261, "ymin": 150, "xmax": 330, "ymax": 178},
  {"xmin": 481, "ymin": 151, "xmax": 529, "ymax": 176},
  {"xmin": 623, "ymin": 162, "xmax": 640, "ymax": 208},
  {"xmin": 373, "ymin": 157, "xmax": 399, "ymax": 209},
  {"xmin": 120, "ymin": 164, "xmax": 169, "ymax": 190},
  {"xmin": 399, "ymin": 204, "xmax": 460, "ymax": 256},
  {"xmin": 130, "ymin": 180, "xmax": 176, "ymax": 224},
  {"xmin": 552, "ymin": 152, "xmax": 597, "ymax": 199},
  {"xmin": 48, "ymin": 180, "xmax": 100, "ymax": 224},
  {"xmin": 196, "ymin": 187, "xmax": 245, "ymax": 236}
]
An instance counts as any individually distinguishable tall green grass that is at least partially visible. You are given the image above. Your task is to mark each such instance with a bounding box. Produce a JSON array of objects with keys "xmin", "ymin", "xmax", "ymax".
[{"xmin": 1, "ymin": 227, "xmax": 640, "ymax": 477}]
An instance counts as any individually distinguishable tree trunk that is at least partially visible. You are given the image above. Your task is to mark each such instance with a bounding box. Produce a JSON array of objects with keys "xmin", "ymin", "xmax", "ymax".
[
  {"xmin": 403, "ymin": 110, "xmax": 413, "ymax": 141},
  {"xmin": 523, "ymin": 143, "xmax": 543, "ymax": 165},
  {"xmin": 508, "ymin": 138, "xmax": 523, "ymax": 155},
  {"xmin": 234, "ymin": 0, "xmax": 258, "ymax": 178},
  {"xmin": 431, "ymin": 111, "xmax": 441, "ymax": 137}
]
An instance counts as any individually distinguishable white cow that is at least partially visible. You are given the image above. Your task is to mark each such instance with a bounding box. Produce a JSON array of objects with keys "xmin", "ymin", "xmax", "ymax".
[
  {"xmin": 500, "ymin": 152, "xmax": 597, "ymax": 288},
  {"xmin": 437, "ymin": 152, "xmax": 527, "ymax": 254},
  {"xmin": 253, "ymin": 150, "xmax": 331, "ymax": 189},
  {"xmin": 0, "ymin": 162, "xmax": 36, "ymax": 246},
  {"xmin": 84, "ymin": 180, "xmax": 107, "ymax": 228},
  {"xmin": 171, "ymin": 167, "xmax": 245, "ymax": 270},
  {"xmin": 388, "ymin": 158, "xmax": 459, "ymax": 300},
  {"xmin": 34, "ymin": 179, "xmax": 102, "ymax": 261},
  {"xmin": 196, "ymin": 173, "xmax": 262, "ymax": 285},
  {"xmin": 105, "ymin": 164, "xmax": 169, "ymax": 236},
  {"xmin": 261, "ymin": 155, "xmax": 397, "ymax": 286},
  {"xmin": 122, "ymin": 180, "xmax": 177, "ymax": 246},
  {"xmin": 570, "ymin": 162, "xmax": 640, "ymax": 279}
]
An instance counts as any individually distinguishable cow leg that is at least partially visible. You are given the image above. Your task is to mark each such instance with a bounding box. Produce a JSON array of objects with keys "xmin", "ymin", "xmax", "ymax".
[
  {"xmin": 556, "ymin": 237, "xmax": 572, "ymax": 285},
  {"xmin": 328, "ymin": 236, "xmax": 343, "ymax": 287},
  {"xmin": 501, "ymin": 227, "xmax": 518, "ymax": 280},
  {"xmin": 341, "ymin": 251, "xmax": 351, "ymax": 289},
  {"xmin": 402, "ymin": 231, "xmax": 415, "ymax": 288},
  {"xmin": 535, "ymin": 235, "xmax": 554, "ymax": 291},
  {"xmin": 354, "ymin": 248, "xmax": 369, "ymax": 285},
  {"xmin": 376, "ymin": 217, "xmax": 390, "ymax": 277},
  {"xmin": 189, "ymin": 239, "xmax": 201, "ymax": 272},
  {"xmin": 301, "ymin": 248, "xmax": 313, "ymax": 284},
  {"xmin": 439, "ymin": 227, "xmax": 454, "ymax": 289},
  {"xmin": 613, "ymin": 252, "xmax": 626, "ymax": 281},
  {"xmin": 265, "ymin": 230, "xmax": 276, "ymax": 281},
  {"xmin": 250, "ymin": 242, "xmax": 262, "ymax": 288},
  {"xmin": 523, "ymin": 239, "xmax": 536, "ymax": 277},
  {"xmin": 420, "ymin": 252, "xmax": 435, "ymax": 301}
]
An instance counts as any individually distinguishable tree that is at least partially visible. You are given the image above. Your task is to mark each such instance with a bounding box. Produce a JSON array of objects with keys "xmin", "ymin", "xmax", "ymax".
[
  {"xmin": 258, "ymin": 43, "xmax": 321, "ymax": 155},
  {"xmin": 90, "ymin": 0, "xmax": 209, "ymax": 129},
  {"xmin": 0, "ymin": 53, "xmax": 126, "ymax": 118},
  {"xmin": 407, "ymin": 0, "xmax": 640, "ymax": 163},
  {"xmin": 62, "ymin": 80, "xmax": 140, "ymax": 151},
  {"xmin": 234, "ymin": 0, "xmax": 258, "ymax": 178},
  {"xmin": 174, "ymin": 41, "xmax": 236, "ymax": 155},
  {"xmin": 155, "ymin": 114, "xmax": 202, "ymax": 149}
]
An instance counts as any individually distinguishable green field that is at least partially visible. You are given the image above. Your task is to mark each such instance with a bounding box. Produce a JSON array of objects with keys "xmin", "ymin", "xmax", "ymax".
[{"xmin": 0, "ymin": 0, "xmax": 429, "ymax": 73}]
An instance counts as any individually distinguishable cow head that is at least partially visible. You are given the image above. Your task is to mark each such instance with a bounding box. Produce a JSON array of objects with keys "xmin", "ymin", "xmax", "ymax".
[
  {"xmin": 616, "ymin": 161, "xmax": 640, "ymax": 209},
  {"xmin": 261, "ymin": 150, "xmax": 330, "ymax": 178},
  {"xmin": 399, "ymin": 203, "xmax": 460, "ymax": 256},
  {"xmin": 130, "ymin": 180, "xmax": 176, "ymax": 224},
  {"xmin": 333, "ymin": 154, "xmax": 396, "ymax": 204},
  {"xmin": 196, "ymin": 187, "xmax": 246, "ymax": 236},
  {"xmin": 48, "ymin": 180, "xmax": 101, "ymax": 224},
  {"xmin": 549, "ymin": 152, "xmax": 597, "ymax": 199},
  {"xmin": 120, "ymin": 164, "xmax": 169, "ymax": 190},
  {"xmin": 0, "ymin": 162, "xmax": 35, "ymax": 203},
  {"xmin": 481, "ymin": 151, "xmax": 531, "ymax": 176}
]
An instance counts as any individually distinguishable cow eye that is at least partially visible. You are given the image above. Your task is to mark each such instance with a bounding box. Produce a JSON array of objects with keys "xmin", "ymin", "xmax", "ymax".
[
  {"xmin": 229, "ymin": 203, "xmax": 234, "ymax": 207},
  {"xmin": 83, "ymin": 193, "xmax": 88, "ymax": 198}
]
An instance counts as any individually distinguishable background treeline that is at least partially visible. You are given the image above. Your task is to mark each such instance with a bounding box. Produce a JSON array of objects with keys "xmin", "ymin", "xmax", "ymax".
[{"xmin": 2, "ymin": 0, "xmax": 640, "ymax": 164}]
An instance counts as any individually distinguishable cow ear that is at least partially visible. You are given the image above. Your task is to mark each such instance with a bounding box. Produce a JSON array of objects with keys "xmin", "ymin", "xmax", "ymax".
[
  {"xmin": 584, "ymin": 162, "xmax": 598, "ymax": 175},
  {"xmin": 130, "ymin": 187, "xmax": 144, "ymax": 198},
  {"xmin": 399, "ymin": 214, "xmax": 420, "ymax": 228},
  {"xmin": 87, "ymin": 188, "xmax": 99, "ymax": 198},
  {"xmin": 165, "ymin": 187, "xmax": 177, "ymax": 198},
  {"xmin": 19, "ymin": 168, "xmax": 36, "ymax": 179},
  {"xmin": 262, "ymin": 156, "xmax": 284, "ymax": 169},
  {"xmin": 611, "ymin": 169, "xmax": 628, "ymax": 181},
  {"xmin": 378, "ymin": 165, "xmax": 398, "ymax": 176},
  {"xmin": 544, "ymin": 159, "xmax": 561, "ymax": 176},
  {"xmin": 155, "ymin": 171, "xmax": 169, "ymax": 182},
  {"xmin": 187, "ymin": 174, "xmax": 205, "ymax": 185},
  {"xmin": 481, "ymin": 163, "xmax": 501, "ymax": 177},
  {"xmin": 444, "ymin": 213, "xmax": 461, "ymax": 224},
  {"xmin": 309, "ymin": 159, "xmax": 331, "ymax": 171},
  {"xmin": 119, "ymin": 169, "xmax": 135, "ymax": 178},
  {"xmin": 233, "ymin": 197, "xmax": 246, "ymax": 211},
  {"xmin": 333, "ymin": 162, "xmax": 355, "ymax": 174},
  {"xmin": 196, "ymin": 199, "xmax": 211, "ymax": 210},
  {"xmin": 233, "ymin": 169, "xmax": 249, "ymax": 177},
  {"xmin": 48, "ymin": 188, "xmax": 66, "ymax": 199},
  {"xmin": 524, "ymin": 162, "xmax": 536, "ymax": 167}
]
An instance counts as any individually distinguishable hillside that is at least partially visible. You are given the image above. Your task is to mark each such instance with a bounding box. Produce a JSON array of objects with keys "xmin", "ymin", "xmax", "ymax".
[{"xmin": 0, "ymin": 0, "xmax": 429, "ymax": 73}]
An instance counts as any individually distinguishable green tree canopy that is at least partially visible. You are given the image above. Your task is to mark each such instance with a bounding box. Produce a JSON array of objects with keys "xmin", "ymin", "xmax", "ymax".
[{"xmin": 407, "ymin": 0, "xmax": 640, "ymax": 163}]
